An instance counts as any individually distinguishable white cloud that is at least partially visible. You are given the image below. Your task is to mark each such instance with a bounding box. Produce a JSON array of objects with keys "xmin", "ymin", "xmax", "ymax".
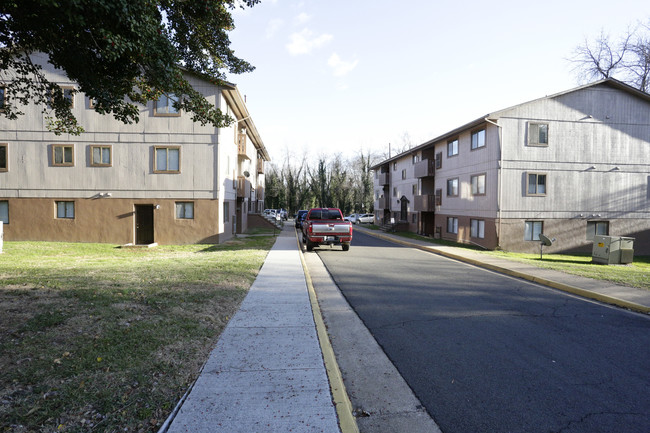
[
  {"xmin": 266, "ymin": 19, "xmax": 284, "ymax": 38},
  {"xmin": 286, "ymin": 28, "xmax": 333, "ymax": 55},
  {"xmin": 327, "ymin": 53, "xmax": 359, "ymax": 76},
  {"xmin": 295, "ymin": 12, "xmax": 311, "ymax": 25}
]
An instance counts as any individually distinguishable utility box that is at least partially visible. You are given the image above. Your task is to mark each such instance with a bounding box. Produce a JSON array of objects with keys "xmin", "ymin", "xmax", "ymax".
[{"xmin": 592, "ymin": 235, "xmax": 635, "ymax": 264}]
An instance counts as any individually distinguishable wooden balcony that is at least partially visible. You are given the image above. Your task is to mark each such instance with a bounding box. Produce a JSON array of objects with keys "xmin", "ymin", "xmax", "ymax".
[
  {"xmin": 414, "ymin": 194, "xmax": 437, "ymax": 212},
  {"xmin": 237, "ymin": 133, "xmax": 248, "ymax": 158},
  {"xmin": 376, "ymin": 196, "xmax": 390, "ymax": 209},
  {"xmin": 377, "ymin": 172, "xmax": 389, "ymax": 185},
  {"xmin": 257, "ymin": 159, "xmax": 264, "ymax": 174},
  {"xmin": 236, "ymin": 176, "xmax": 248, "ymax": 198},
  {"xmin": 414, "ymin": 159, "xmax": 435, "ymax": 178}
]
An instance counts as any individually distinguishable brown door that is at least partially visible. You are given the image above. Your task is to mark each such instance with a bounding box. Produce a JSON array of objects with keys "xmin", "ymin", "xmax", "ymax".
[{"xmin": 135, "ymin": 205, "xmax": 154, "ymax": 245}]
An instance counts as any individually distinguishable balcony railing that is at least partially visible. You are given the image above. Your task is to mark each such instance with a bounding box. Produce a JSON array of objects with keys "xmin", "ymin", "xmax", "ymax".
[
  {"xmin": 414, "ymin": 159, "xmax": 435, "ymax": 178},
  {"xmin": 376, "ymin": 172, "xmax": 389, "ymax": 185},
  {"xmin": 257, "ymin": 159, "xmax": 264, "ymax": 174},
  {"xmin": 414, "ymin": 194, "xmax": 437, "ymax": 212},
  {"xmin": 376, "ymin": 196, "xmax": 390, "ymax": 209},
  {"xmin": 236, "ymin": 176, "xmax": 247, "ymax": 198},
  {"xmin": 237, "ymin": 133, "xmax": 247, "ymax": 157}
]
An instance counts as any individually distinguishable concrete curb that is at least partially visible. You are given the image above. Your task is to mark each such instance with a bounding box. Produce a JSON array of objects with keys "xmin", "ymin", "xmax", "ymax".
[
  {"xmin": 296, "ymin": 232, "xmax": 360, "ymax": 433},
  {"xmin": 361, "ymin": 229, "xmax": 650, "ymax": 315}
]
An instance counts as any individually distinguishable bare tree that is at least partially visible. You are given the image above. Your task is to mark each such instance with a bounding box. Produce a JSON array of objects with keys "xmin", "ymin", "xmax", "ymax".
[{"xmin": 571, "ymin": 21, "xmax": 650, "ymax": 92}]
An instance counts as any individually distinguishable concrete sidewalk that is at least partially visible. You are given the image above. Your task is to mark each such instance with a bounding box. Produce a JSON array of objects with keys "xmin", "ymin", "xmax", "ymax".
[
  {"xmin": 355, "ymin": 226, "xmax": 650, "ymax": 315},
  {"xmin": 163, "ymin": 225, "xmax": 341, "ymax": 433}
]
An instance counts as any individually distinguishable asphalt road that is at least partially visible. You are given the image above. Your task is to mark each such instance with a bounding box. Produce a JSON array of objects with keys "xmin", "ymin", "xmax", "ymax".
[{"xmin": 315, "ymin": 230, "xmax": 650, "ymax": 433}]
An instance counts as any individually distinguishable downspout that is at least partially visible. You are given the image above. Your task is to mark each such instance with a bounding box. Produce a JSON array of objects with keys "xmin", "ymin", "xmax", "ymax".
[{"xmin": 484, "ymin": 117, "xmax": 503, "ymax": 249}]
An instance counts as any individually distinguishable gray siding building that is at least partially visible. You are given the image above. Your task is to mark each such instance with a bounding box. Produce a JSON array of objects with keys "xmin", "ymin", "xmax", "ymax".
[{"xmin": 372, "ymin": 79, "xmax": 650, "ymax": 255}]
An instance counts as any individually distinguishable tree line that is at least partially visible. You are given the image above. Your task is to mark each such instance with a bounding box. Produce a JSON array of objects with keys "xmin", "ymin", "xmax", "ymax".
[{"xmin": 263, "ymin": 150, "xmax": 382, "ymax": 216}]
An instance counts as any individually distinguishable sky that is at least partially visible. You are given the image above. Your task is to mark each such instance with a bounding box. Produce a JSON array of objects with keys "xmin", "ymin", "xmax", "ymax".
[{"xmin": 228, "ymin": 0, "xmax": 648, "ymax": 164}]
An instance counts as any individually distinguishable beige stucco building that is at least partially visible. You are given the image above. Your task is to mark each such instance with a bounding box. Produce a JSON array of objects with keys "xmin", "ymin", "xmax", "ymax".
[
  {"xmin": 372, "ymin": 79, "xmax": 650, "ymax": 255},
  {"xmin": 0, "ymin": 53, "xmax": 269, "ymax": 245}
]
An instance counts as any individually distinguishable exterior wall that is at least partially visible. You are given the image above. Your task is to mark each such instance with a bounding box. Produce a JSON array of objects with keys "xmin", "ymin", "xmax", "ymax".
[
  {"xmin": 434, "ymin": 214, "xmax": 498, "ymax": 249},
  {"xmin": 1, "ymin": 198, "xmax": 221, "ymax": 244}
]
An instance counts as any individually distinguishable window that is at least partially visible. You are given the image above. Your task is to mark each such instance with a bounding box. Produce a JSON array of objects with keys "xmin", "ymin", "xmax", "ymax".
[
  {"xmin": 524, "ymin": 221, "xmax": 543, "ymax": 241},
  {"xmin": 50, "ymin": 86, "xmax": 75, "ymax": 108},
  {"xmin": 401, "ymin": 169, "xmax": 406, "ymax": 180},
  {"xmin": 0, "ymin": 143, "xmax": 7, "ymax": 171},
  {"xmin": 154, "ymin": 146, "xmax": 180, "ymax": 173},
  {"xmin": 447, "ymin": 217, "xmax": 458, "ymax": 234},
  {"xmin": 471, "ymin": 129, "xmax": 486, "ymax": 150},
  {"xmin": 471, "ymin": 219, "xmax": 485, "ymax": 238},
  {"xmin": 447, "ymin": 178, "xmax": 459, "ymax": 196},
  {"xmin": 90, "ymin": 145, "xmax": 112, "ymax": 166},
  {"xmin": 154, "ymin": 93, "xmax": 180, "ymax": 116},
  {"xmin": 175, "ymin": 202, "xmax": 194, "ymax": 219},
  {"xmin": 52, "ymin": 144, "xmax": 74, "ymax": 166},
  {"xmin": 471, "ymin": 174, "xmax": 486, "ymax": 195},
  {"xmin": 527, "ymin": 173, "xmax": 547, "ymax": 196},
  {"xmin": 412, "ymin": 213, "xmax": 417, "ymax": 223},
  {"xmin": 0, "ymin": 86, "xmax": 5, "ymax": 110},
  {"xmin": 447, "ymin": 139, "xmax": 459, "ymax": 157},
  {"xmin": 393, "ymin": 187, "xmax": 397, "ymax": 197},
  {"xmin": 223, "ymin": 202, "xmax": 230, "ymax": 222},
  {"xmin": 528, "ymin": 123, "xmax": 549, "ymax": 146},
  {"xmin": 435, "ymin": 189, "xmax": 442, "ymax": 206},
  {"xmin": 393, "ymin": 162, "xmax": 397, "ymax": 171},
  {"xmin": 435, "ymin": 152, "xmax": 442, "ymax": 169},
  {"xmin": 56, "ymin": 201, "xmax": 75, "ymax": 219},
  {"xmin": 586, "ymin": 221, "xmax": 609, "ymax": 240},
  {"xmin": 0, "ymin": 201, "xmax": 8, "ymax": 224},
  {"xmin": 412, "ymin": 184, "xmax": 418, "ymax": 195},
  {"xmin": 412, "ymin": 154, "xmax": 419, "ymax": 164}
]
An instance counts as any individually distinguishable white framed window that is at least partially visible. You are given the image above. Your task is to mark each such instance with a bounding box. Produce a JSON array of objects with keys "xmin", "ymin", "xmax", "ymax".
[
  {"xmin": 447, "ymin": 217, "xmax": 458, "ymax": 234},
  {"xmin": 471, "ymin": 174, "xmax": 486, "ymax": 195},
  {"xmin": 471, "ymin": 129, "xmax": 485, "ymax": 150},
  {"xmin": 0, "ymin": 200, "xmax": 8, "ymax": 224},
  {"xmin": 447, "ymin": 178, "xmax": 459, "ymax": 196},
  {"xmin": 154, "ymin": 93, "xmax": 180, "ymax": 116},
  {"xmin": 447, "ymin": 139, "xmax": 459, "ymax": 157},
  {"xmin": 175, "ymin": 202, "xmax": 194, "ymax": 219},
  {"xmin": 586, "ymin": 221, "xmax": 609, "ymax": 240},
  {"xmin": 528, "ymin": 123, "xmax": 549, "ymax": 146},
  {"xmin": 223, "ymin": 202, "xmax": 230, "ymax": 223},
  {"xmin": 154, "ymin": 146, "xmax": 180, "ymax": 173},
  {"xmin": 524, "ymin": 221, "xmax": 543, "ymax": 241},
  {"xmin": 412, "ymin": 154, "xmax": 419, "ymax": 164},
  {"xmin": 90, "ymin": 145, "xmax": 112, "ymax": 167},
  {"xmin": 401, "ymin": 169, "xmax": 406, "ymax": 180},
  {"xmin": 52, "ymin": 144, "xmax": 74, "ymax": 166},
  {"xmin": 526, "ymin": 173, "xmax": 547, "ymax": 196},
  {"xmin": 471, "ymin": 219, "xmax": 485, "ymax": 239},
  {"xmin": 56, "ymin": 201, "xmax": 75, "ymax": 219}
]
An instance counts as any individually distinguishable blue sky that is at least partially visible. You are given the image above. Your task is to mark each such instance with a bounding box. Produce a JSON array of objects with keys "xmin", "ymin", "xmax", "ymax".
[{"xmin": 229, "ymin": 0, "xmax": 647, "ymax": 163}]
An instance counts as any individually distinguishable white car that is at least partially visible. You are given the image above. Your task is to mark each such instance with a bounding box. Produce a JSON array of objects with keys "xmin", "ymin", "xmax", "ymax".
[
  {"xmin": 344, "ymin": 213, "xmax": 358, "ymax": 222},
  {"xmin": 355, "ymin": 213, "xmax": 374, "ymax": 224}
]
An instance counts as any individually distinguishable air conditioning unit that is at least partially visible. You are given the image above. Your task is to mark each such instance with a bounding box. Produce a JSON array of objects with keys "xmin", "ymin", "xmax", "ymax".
[{"xmin": 592, "ymin": 235, "xmax": 635, "ymax": 264}]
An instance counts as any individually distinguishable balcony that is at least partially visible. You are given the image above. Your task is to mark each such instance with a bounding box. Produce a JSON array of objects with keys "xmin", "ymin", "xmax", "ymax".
[
  {"xmin": 414, "ymin": 159, "xmax": 435, "ymax": 178},
  {"xmin": 237, "ymin": 133, "xmax": 249, "ymax": 159},
  {"xmin": 377, "ymin": 172, "xmax": 389, "ymax": 185},
  {"xmin": 414, "ymin": 194, "xmax": 437, "ymax": 212},
  {"xmin": 257, "ymin": 159, "xmax": 264, "ymax": 174},
  {"xmin": 236, "ymin": 176, "xmax": 248, "ymax": 198},
  {"xmin": 376, "ymin": 196, "xmax": 390, "ymax": 209}
]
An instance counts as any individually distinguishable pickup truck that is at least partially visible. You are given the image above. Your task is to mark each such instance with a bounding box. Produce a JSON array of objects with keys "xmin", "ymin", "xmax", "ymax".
[{"xmin": 301, "ymin": 208, "xmax": 353, "ymax": 251}]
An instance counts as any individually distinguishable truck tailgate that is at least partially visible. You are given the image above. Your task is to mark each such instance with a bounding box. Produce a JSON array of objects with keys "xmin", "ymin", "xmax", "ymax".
[{"xmin": 311, "ymin": 222, "xmax": 350, "ymax": 235}]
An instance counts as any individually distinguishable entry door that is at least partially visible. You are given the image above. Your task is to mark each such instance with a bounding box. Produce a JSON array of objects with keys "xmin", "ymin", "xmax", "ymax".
[{"xmin": 135, "ymin": 205, "xmax": 154, "ymax": 245}]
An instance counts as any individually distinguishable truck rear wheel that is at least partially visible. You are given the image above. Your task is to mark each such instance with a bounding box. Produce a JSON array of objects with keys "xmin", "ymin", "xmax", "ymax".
[{"xmin": 342, "ymin": 243, "xmax": 350, "ymax": 251}]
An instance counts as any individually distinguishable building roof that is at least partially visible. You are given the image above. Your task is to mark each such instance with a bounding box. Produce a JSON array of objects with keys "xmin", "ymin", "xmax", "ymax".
[{"xmin": 370, "ymin": 78, "xmax": 649, "ymax": 171}]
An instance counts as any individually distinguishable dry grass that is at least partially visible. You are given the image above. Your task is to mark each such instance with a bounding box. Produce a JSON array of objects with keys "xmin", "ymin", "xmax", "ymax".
[{"xmin": 0, "ymin": 237, "xmax": 274, "ymax": 433}]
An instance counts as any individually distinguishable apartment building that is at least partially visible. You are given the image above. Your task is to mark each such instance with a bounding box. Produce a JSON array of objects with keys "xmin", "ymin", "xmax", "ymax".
[
  {"xmin": 372, "ymin": 79, "xmax": 650, "ymax": 254},
  {"xmin": 0, "ymin": 53, "xmax": 269, "ymax": 245}
]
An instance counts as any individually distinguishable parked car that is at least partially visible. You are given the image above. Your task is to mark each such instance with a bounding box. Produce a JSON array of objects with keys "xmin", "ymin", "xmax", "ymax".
[
  {"xmin": 355, "ymin": 213, "xmax": 375, "ymax": 224},
  {"xmin": 295, "ymin": 210, "xmax": 308, "ymax": 228},
  {"xmin": 279, "ymin": 209, "xmax": 288, "ymax": 221},
  {"xmin": 344, "ymin": 213, "xmax": 358, "ymax": 222}
]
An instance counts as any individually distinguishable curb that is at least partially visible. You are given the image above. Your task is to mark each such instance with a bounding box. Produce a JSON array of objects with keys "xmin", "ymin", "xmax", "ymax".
[
  {"xmin": 296, "ymin": 232, "xmax": 360, "ymax": 433},
  {"xmin": 360, "ymin": 228, "xmax": 650, "ymax": 315}
]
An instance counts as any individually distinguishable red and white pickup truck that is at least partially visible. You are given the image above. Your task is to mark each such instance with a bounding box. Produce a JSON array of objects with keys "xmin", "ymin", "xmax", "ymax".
[{"xmin": 301, "ymin": 208, "xmax": 353, "ymax": 251}]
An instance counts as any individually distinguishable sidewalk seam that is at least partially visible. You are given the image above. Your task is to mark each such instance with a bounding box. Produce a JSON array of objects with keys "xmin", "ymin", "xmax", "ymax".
[
  {"xmin": 361, "ymin": 228, "xmax": 650, "ymax": 315},
  {"xmin": 296, "ymin": 232, "xmax": 360, "ymax": 433}
]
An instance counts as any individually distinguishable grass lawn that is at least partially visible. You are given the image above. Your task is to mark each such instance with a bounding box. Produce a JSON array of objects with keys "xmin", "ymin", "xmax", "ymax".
[
  {"xmin": 0, "ymin": 236, "xmax": 275, "ymax": 432},
  {"xmin": 380, "ymin": 229, "xmax": 650, "ymax": 291}
]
